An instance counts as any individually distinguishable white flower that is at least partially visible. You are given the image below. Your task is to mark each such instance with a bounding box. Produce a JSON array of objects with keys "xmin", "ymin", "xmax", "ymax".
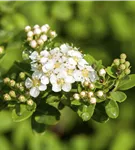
[
  {"xmin": 25, "ymin": 72, "xmax": 47, "ymax": 98},
  {"xmin": 27, "ymin": 31, "xmax": 33, "ymax": 37},
  {"xmin": 73, "ymin": 70, "xmax": 83, "ymax": 82},
  {"xmin": 34, "ymin": 28, "xmax": 41, "ymax": 35},
  {"xmin": 29, "ymin": 51, "xmax": 39, "ymax": 62},
  {"xmin": 50, "ymin": 73, "xmax": 72, "ymax": 92}
]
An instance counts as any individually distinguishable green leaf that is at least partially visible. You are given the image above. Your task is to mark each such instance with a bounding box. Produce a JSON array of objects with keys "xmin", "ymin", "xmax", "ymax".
[
  {"xmin": 31, "ymin": 114, "xmax": 46, "ymax": 134},
  {"xmin": 77, "ymin": 83, "xmax": 82, "ymax": 93},
  {"xmin": 12, "ymin": 103, "xmax": 36, "ymax": 122},
  {"xmin": 92, "ymin": 103, "xmax": 109, "ymax": 123},
  {"xmin": 118, "ymin": 74, "xmax": 135, "ymax": 90},
  {"xmin": 34, "ymin": 103, "xmax": 60, "ymax": 125},
  {"xmin": 77, "ymin": 104, "xmax": 95, "ymax": 121},
  {"xmin": 71, "ymin": 100, "xmax": 81, "ymax": 106},
  {"xmin": 84, "ymin": 54, "xmax": 96, "ymax": 65},
  {"xmin": 110, "ymin": 91, "xmax": 127, "ymax": 102},
  {"xmin": 106, "ymin": 66, "xmax": 117, "ymax": 78},
  {"xmin": 105, "ymin": 100, "xmax": 119, "ymax": 119},
  {"xmin": 46, "ymin": 95, "xmax": 60, "ymax": 104}
]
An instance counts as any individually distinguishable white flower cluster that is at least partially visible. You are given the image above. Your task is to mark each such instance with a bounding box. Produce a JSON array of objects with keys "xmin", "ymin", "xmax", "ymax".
[
  {"xmin": 25, "ymin": 24, "xmax": 57, "ymax": 48},
  {"xmin": 25, "ymin": 44, "xmax": 98, "ymax": 98}
]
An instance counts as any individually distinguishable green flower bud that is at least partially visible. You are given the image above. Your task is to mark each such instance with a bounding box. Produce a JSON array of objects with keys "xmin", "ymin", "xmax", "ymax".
[
  {"xmin": 3, "ymin": 94, "xmax": 11, "ymax": 101},
  {"xmin": 9, "ymin": 90, "xmax": 16, "ymax": 98},
  {"xmin": 119, "ymin": 64, "xmax": 126, "ymax": 70},
  {"xmin": 15, "ymin": 83, "xmax": 20, "ymax": 89},
  {"xmin": 27, "ymin": 99, "xmax": 34, "ymax": 106},
  {"xmin": 18, "ymin": 95, "xmax": 26, "ymax": 102},
  {"xmin": 125, "ymin": 61, "xmax": 130, "ymax": 68},
  {"xmin": 120, "ymin": 58, "xmax": 125, "ymax": 64},
  {"xmin": 10, "ymin": 80, "xmax": 16, "ymax": 87},
  {"xmin": 3, "ymin": 77, "xmax": 10, "ymax": 84},
  {"xmin": 125, "ymin": 68, "xmax": 131, "ymax": 75},
  {"xmin": 19, "ymin": 86, "xmax": 24, "ymax": 92},
  {"xmin": 113, "ymin": 59, "xmax": 120, "ymax": 66},
  {"xmin": 120, "ymin": 53, "xmax": 127, "ymax": 59},
  {"xmin": 19, "ymin": 72, "xmax": 26, "ymax": 80}
]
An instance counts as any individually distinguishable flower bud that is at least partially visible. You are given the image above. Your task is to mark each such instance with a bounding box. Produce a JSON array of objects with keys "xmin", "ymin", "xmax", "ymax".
[
  {"xmin": 37, "ymin": 39, "xmax": 44, "ymax": 45},
  {"xmin": 33, "ymin": 24, "xmax": 39, "ymax": 29},
  {"xmin": 99, "ymin": 68, "xmax": 106, "ymax": 76},
  {"xmin": 120, "ymin": 53, "xmax": 127, "ymax": 59},
  {"xmin": 83, "ymin": 81, "xmax": 89, "ymax": 87},
  {"xmin": 19, "ymin": 86, "xmax": 25, "ymax": 92},
  {"xmin": 3, "ymin": 77, "xmax": 10, "ymax": 84},
  {"xmin": 10, "ymin": 80, "xmax": 16, "ymax": 87},
  {"xmin": 125, "ymin": 68, "xmax": 131, "ymax": 75},
  {"xmin": 88, "ymin": 91, "xmax": 94, "ymax": 98},
  {"xmin": 0, "ymin": 46, "xmax": 4, "ymax": 55},
  {"xmin": 40, "ymin": 34, "xmax": 47, "ymax": 42},
  {"xmin": 113, "ymin": 59, "xmax": 120, "ymax": 66},
  {"xmin": 97, "ymin": 90, "xmax": 104, "ymax": 98},
  {"xmin": 120, "ymin": 58, "xmax": 125, "ymax": 64},
  {"xmin": 27, "ymin": 99, "xmax": 34, "ymax": 106},
  {"xmin": 73, "ymin": 93, "xmax": 80, "ymax": 100},
  {"xmin": 19, "ymin": 72, "xmax": 25, "ymax": 80},
  {"xmin": 25, "ymin": 26, "xmax": 31, "ymax": 32},
  {"xmin": 18, "ymin": 95, "xmax": 26, "ymax": 102},
  {"xmin": 34, "ymin": 28, "xmax": 41, "ymax": 35},
  {"xmin": 119, "ymin": 64, "xmax": 126, "ymax": 70},
  {"xmin": 9, "ymin": 90, "xmax": 16, "ymax": 98},
  {"xmin": 27, "ymin": 37, "xmax": 33, "ymax": 41},
  {"xmin": 27, "ymin": 31, "xmax": 33, "ymax": 37},
  {"xmin": 80, "ymin": 91, "xmax": 86, "ymax": 98},
  {"xmin": 41, "ymin": 24, "xmax": 50, "ymax": 33},
  {"xmin": 125, "ymin": 61, "xmax": 130, "ymax": 68},
  {"xmin": 90, "ymin": 97, "xmax": 96, "ymax": 104},
  {"xmin": 3, "ymin": 94, "xmax": 11, "ymax": 101},
  {"xmin": 89, "ymin": 83, "xmax": 95, "ymax": 90},
  {"xmin": 50, "ymin": 31, "xmax": 57, "ymax": 38},
  {"xmin": 30, "ymin": 40, "xmax": 37, "ymax": 48}
]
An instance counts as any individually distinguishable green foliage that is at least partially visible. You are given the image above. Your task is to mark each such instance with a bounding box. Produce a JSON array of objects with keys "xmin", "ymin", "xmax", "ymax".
[{"xmin": 0, "ymin": 1, "xmax": 135, "ymax": 150}]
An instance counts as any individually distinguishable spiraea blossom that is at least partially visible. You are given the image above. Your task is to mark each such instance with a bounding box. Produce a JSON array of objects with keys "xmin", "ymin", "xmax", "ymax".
[{"xmin": 25, "ymin": 43, "xmax": 98, "ymax": 97}]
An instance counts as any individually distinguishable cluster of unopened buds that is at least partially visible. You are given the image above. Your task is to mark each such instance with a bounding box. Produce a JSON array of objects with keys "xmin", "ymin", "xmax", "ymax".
[
  {"xmin": 3, "ymin": 72, "xmax": 34, "ymax": 106},
  {"xmin": 113, "ymin": 53, "xmax": 131, "ymax": 75},
  {"xmin": 25, "ymin": 24, "xmax": 57, "ymax": 48}
]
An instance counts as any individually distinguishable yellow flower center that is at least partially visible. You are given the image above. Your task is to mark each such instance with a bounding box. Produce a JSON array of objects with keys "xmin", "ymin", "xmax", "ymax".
[
  {"xmin": 57, "ymin": 78, "xmax": 64, "ymax": 85},
  {"xmin": 82, "ymin": 69, "xmax": 89, "ymax": 77},
  {"xmin": 67, "ymin": 69, "xmax": 73, "ymax": 75},
  {"xmin": 55, "ymin": 62, "xmax": 61, "ymax": 68},
  {"xmin": 33, "ymin": 79, "xmax": 40, "ymax": 86}
]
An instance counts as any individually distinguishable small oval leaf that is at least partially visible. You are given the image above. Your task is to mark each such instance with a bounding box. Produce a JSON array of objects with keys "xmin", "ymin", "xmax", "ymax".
[
  {"xmin": 118, "ymin": 74, "xmax": 135, "ymax": 90},
  {"xmin": 12, "ymin": 103, "xmax": 36, "ymax": 122},
  {"xmin": 106, "ymin": 66, "xmax": 117, "ymax": 78},
  {"xmin": 105, "ymin": 100, "xmax": 119, "ymax": 118},
  {"xmin": 110, "ymin": 91, "xmax": 127, "ymax": 102}
]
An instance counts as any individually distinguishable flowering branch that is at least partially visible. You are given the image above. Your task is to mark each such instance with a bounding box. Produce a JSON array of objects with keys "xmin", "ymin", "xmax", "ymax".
[{"xmin": 0, "ymin": 24, "xmax": 135, "ymax": 134}]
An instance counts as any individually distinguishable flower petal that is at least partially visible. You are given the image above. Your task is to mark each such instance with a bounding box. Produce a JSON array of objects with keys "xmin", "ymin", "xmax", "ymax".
[
  {"xmin": 30, "ymin": 87, "xmax": 40, "ymax": 98},
  {"xmin": 25, "ymin": 77, "xmax": 33, "ymax": 88},
  {"xmin": 62, "ymin": 83, "xmax": 71, "ymax": 92},
  {"xmin": 39, "ymin": 84, "xmax": 47, "ymax": 91},
  {"xmin": 52, "ymin": 84, "xmax": 61, "ymax": 92},
  {"xmin": 41, "ymin": 76, "xmax": 49, "ymax": 85}
]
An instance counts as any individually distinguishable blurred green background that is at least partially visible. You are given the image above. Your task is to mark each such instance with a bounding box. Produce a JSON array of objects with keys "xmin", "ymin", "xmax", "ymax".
[{"xmin": 0, "ymin": 1, "xmax": 135, "ymax": 150}]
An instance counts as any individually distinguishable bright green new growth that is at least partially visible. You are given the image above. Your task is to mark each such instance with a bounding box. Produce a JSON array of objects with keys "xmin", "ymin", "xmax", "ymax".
[{"xmin": 0, "ymin": 24, "xmax": 135, "ymax": 134}]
